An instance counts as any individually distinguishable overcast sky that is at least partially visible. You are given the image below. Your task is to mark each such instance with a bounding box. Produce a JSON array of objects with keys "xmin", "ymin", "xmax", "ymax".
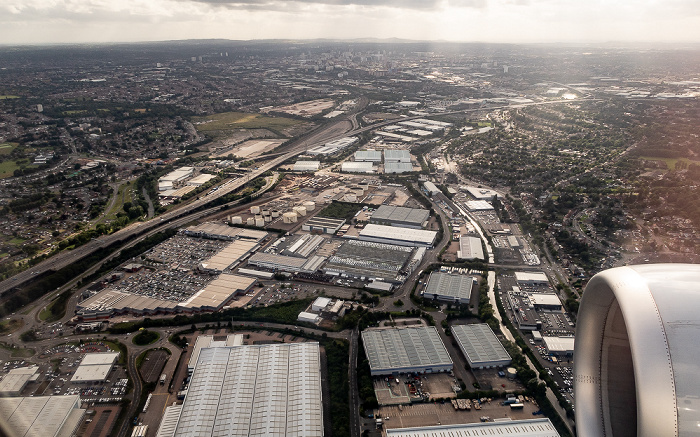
[{"xmin": 1, "ymin": 0, "xmax": 699, "ymax": 45}]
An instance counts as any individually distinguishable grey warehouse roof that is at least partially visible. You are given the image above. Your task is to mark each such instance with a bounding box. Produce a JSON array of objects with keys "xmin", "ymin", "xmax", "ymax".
[
  {"xmin": 175, "ymin": 342, "xmax": 323, "ymax": 437},
  {"xmin": 452, "ymin": 324, "xmax": 511, "ymax": 367},
  {"xmin": 362, "ymin": 326, "xmax": 452, "ymax": 374},
  {"xmin": 371, "ymin": 205, "xmax": 429, "ymax": 227},
  {"xmin": 0, "ymin": 395, "xmax": 85, "ymax": 437},
  {"xmin": 424, "ymin": 272, "xmax": 474, "ymax": 302}
]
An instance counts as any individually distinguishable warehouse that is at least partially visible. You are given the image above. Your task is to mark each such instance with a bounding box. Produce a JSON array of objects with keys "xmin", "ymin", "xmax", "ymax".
[
  {"xmin": 422, "ymin": 272, "xmax": 474, "ymax": 304},
  {"xmin": 297, "ymin": 311, "xmax": 321, "ymax": 324},
  {"xmin": 71, "ymin": 352, "xmax": 119, "ymax": 383},
  {"xmin": 542, "ymin": 336, "xmax": 575, "ymax": 356},
  {"xmin": 198, "ymin": 239, "xmax": 260, "ymax": 273},
  {"xmin": 354, "ymin": 150, "xmax": 382, "ymax": 162},
  {"xmin": 302, "ymin": 216, "xmax": 346, "ymax": 234},
  {"xmin": 186, "ymin": 174, "xmax": 216, "ymax": 187},
  {"xmin": 0, "ymin": 366, "xmax": 38, "ymax": 396},
  {"xmin": 452, "ymin": 324, "xmax": 512, "ymax": 369},
  {"xmin": 463, "ymin": 186, "xmax": 500, "ymax": 200},
  {"xmin": 183, "ymin": 223, "xmax": 267, "ymax": 242},
  {"xmin": 155, "ymin": 404, "xmax": 182, "ymax": 437},
  {"xmin": 341, "ymin": 161, "xmax": 375, "ymax": 173},
  {"xmin": 312, "ymin": 296, "xmax": 331, "ymax": 312},
  {"xmin": 280, "ymin": 234, "xmax": 325, "ymax": 258},
  {"xmin": 515, "ymin": 271, "xmax": 550, "ymax": 286},
  {"xmin": 384, "ymin": 162, "xmax": 414, "ymax": 174},
  {"xmin": 384, "ymin": 149, "xmax": 411, "ymax": 163},
  {"xmin": 361, "ymin": 326, "xmax": 452, "ymax": 375},
  {"xmin": 422, "ymin": 181, "xmax": 441, "ymax": 196},
  {"xmin": 187, "ymin": 334, "xmax": 243, "ymax": 374},
  {"xmin": 178, "ymin": 274, "xmax": 256, "ymax": 312},
  {"xmin": 0, "ymin": 395, "xmax": 86, "ymax": 437},
  {"xmin": 247, "ymin": 252, "xmax": 325, "ymax": 273},
  {"xmin": 293, "ymin": 160, "xmax": 320, "ymax": 172},
  {"xmin": 530, "ymin": 293, "xmax": 563, "ymax": 310},
  {"xmin": 369, "ymin": 205, "xmax": 429, "ymax": 229},
  {"xmin": 465, "ymin": 200, "xmax": 494, "ymax": 211},
  {"xmin": 508, "ymin": 235, "xmax": 522, "ymax": 248},
  {"xmin": 324, "ymin": 240, "xmax": 413, "ymax": 282},
  {"xmin": 358, "ymin": 224, "xmax": 436, "ymax": 248},
  {"xmin": 159, "ymin": 167, "xmax": 194, "ymax": 191},
  {"xmin": 457, "ymin": 236, "xmax": 484, "ymax": 260},
  {"xmin": 308, "ymin": 136, "xmax": 358, "ymax": 156},
  {"xmin": 76, "ymin": 289, "xmax": 180, "ymax": 320},
  {"xmin": 506, "ymin": 289, "xmax": 542, "ymax": 331},
  {"xmin": 385, "ymin": 418, "xmax": 560, "ymax": 437},
  {"xmin": 174, "ymin": 343, "xmax": 323, "ymax": 437}
]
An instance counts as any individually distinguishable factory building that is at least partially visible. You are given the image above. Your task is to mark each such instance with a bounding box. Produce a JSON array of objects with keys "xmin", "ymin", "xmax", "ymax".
[
  {"xmin": 529, "ymin": 293, "xmax": 563, "ymax": 311},
  {"xmin": 384, "ymin": 162, "xmax": 414, "ymax": 174},
  {"xmin": 293, "ymin": 161, "xmax": 320, "ymax": 172},
  {"xmin": 383, "ymin": 149, "xmax": 411, "ymax": 163},
  {"xmin": 358, "ymin": 224, "xmax": 436, "ymax": 248},
  {"xmin": 177, "ymin": 274, "xmax": 256, "ymax": 312},
  {"xmin": 247, "ymin": 253, "xmax": 326, "ymax": 273},
  {"xmin": 158, "ymin": 167, "xmax": 194, "ymax": 191},
  {"xmin": 186, "ymin": 174, "xmax": 216, "ymax": 187},
  {"xmin": 422, "ymin": 272, "xmax": 474, "ymax": 305},
  {"xmin": 323, "ymin": 240, "xmax": 413, "ymax": 283},
  {"xmin": 542, "ymin": 336, "xmax": 575, "ymax": 356},
  {"xmin": 354, "ymin": 150, "xmax": 382, "ymax": 162},
  {"xmin": 515, "ymin": 271, "xmax": 550, "ymax": 286},
  {"xmin": 452, "ymin": 324, "xmax": 512, "ymax": 369},
  {"xmin": 183, "ymin": 223, "xmax": 267, "ymax": 242},
  {"xmin": 0, "ymin": 395, "xmax": 86, "ymax": 437},
  {"xmin": 71, "ymin": 352, "xmax": 119, "ymax": 383},
  {"xmin": 457, "ymin": 236, "xmax": 484, "ymax": 260},
  {"xmin": 302, "ymin": 216, "xmax": 346, "ymax": 234},
  {"xmin": 171, "ymin": 343, "xmax": 323, "ymax": 437},
  {"xmin": 422, "ymin": 181, "xmax": 441, "ymax": 196},
  {"xmin": 369, "ymin": 205, "xmax": 429, "ymax": 229},
  {"xmin": 187, "ymin": 334, "xmax": 244, "ymax": 375},
  {"xmin": 463, "ymin": 186, "xmax": 500, "ymax": 200},
  {"xmin": 198, "ymin": 240, "xmax": 260, "ymax": 273},
  {"xmin": 341, "ymin": 162, "xmax": 375, "ymax": 173},
  {"xmin": 0, "ymin": 366, "xmax": 38, "ymax": 396},
  {"xmin": 465, "ymin": 200, "xmax": 494, "ymax": 211},
  {"xmin": 297, "ymin": 311, "xmax": 321, "ymax": 324},
  {"xmin": 385, "ymin": 418, "xmax": 560, "ymax": 437},
  {"xmin": 361, "ymin": 326, "xmax": 452, "ymax": 376},
  {"xmin": 308, "ymin": 136, "xmax": 358, "ymax": 156}
]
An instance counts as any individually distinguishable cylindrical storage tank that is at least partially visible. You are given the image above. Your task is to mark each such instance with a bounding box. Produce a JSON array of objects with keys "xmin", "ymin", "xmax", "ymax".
[
  {"xmin": 246, "ymin": 217, "xmax": 255, "ymax": 226},
  {"xmin": 303, "ymin": 201, "xmax": 316, "ymax": 211},
  {"xmin": 250, "ymin": 205, "xmax": 261, "ymax": 214},
  {"xmin": 255, "ymin": 214, "xmax": 263, "ymax": 221},
  {"xmin": 262, "ymin": 209, "xmax": 271, "ymax": 216},
  {"xmin": 283, "ymin": 212, "xmax": 298, "ymax": 223},
  {"xmin": 293, "ymin": 206, "xmax": 307, "ymax": 217},
  {"xmin": 271, "ymin": 210, "xmax": 280, "ymax": 218},
  {"xmin": 231, "ymin": 216, "xmax": 243, "ymax": 225},
  {"xmin": 264, "ymin": 215, "xmax": 272, "ymax": 223},
  {"xmin": 506, "ymin": 367, "xmax": 517, "ymax": 380},
  {"xmin": 255, "ymin": 217, "xmax": 265, "ymax": 227}
]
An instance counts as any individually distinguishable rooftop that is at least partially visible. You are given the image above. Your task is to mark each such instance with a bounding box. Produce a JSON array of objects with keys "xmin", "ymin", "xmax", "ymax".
[
  {"xmin": 424, "ymin": 272, "xmax": 474, "ymax": 301},
  {"xmin": 452, "ymin": 323, "xmax": 512, "ymax": 366},
  {"xmin": 370, "ymin": 205, "xmax": 429, "ymax": 227},
  {"xmin": 385, "ymin": 418, "xmax": 560, "ymax": 437},
  {"xmin": 361, "ymin": 326, "xmax": 452, "ymax": 374},
  {"xmin": 175, "ymin": 343, "xmax": 323, "ymax": 437}
]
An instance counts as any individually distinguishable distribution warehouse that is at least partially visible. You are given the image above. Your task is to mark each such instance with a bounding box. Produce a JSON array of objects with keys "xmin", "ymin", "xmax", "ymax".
[
  {"xmin": 0, "ymin": 395, "xmax": 86, "ymax": 437},
  {"xmin": 452, "ymin": 324, "xmax": 512, "ymax": 369},
  {"xmin": 422, "ymin": 272, "xmax": 474, "ymax": 304},
  {"xmin": 358, "ymin": 224, "xmax": 436, "ymax": 247},
  {"xmin": 361, "ymin": 326, "xmax": 452, "ymax": 375},
  {"xmin": 163, "ymin": 342, "xmax": 323, "ymax": 437},
  {"xmin": 369, "ymin": 205, "xmax": 429, "ymax": 229}
]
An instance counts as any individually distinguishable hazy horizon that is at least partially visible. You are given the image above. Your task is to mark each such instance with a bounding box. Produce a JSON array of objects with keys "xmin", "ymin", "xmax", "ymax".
[{"xmin": 2, "ymin": 0, "xmax": 700, "ymax": 46}]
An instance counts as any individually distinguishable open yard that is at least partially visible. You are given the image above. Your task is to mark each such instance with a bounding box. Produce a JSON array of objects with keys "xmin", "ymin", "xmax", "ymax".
[
  {"xmin": 641, "ymin": 156, "xmax": 700, "ymax": 170},
  {"xmin": 192, "ymin": 112, "xmax": 302, "ymax": 138},
  {"xmin": 0, "ymin": 160, "xmax": 21, "ymax": 178},
  {"xmin": 0, "ymin": 142, "xmax": 18, "ymax": 155}
]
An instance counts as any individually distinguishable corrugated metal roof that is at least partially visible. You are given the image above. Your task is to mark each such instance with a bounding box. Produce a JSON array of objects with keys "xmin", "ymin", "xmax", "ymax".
[
  {"xmin": 452, "ymin": 324, "xmax": 511, "ymax": 366},
  {"xmin": 424, "ymin": 272, "xmax": 474, "ymax": 301},
  {"xmin": 385, "ymin": 419, "xmax": 560, "ymax": 437},
  {"xmin": 361, "ymin": 326, "xmax": 452, "ymax": 373},
  {"xmin": 175, "ymin": 343, "xmax": 323, "ymax": 437}
]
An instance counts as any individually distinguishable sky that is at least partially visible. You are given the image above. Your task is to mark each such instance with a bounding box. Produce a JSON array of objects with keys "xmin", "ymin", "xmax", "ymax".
[{"xmin": 1, "ymin": 0, "xmax": 700, "ymax": 45}]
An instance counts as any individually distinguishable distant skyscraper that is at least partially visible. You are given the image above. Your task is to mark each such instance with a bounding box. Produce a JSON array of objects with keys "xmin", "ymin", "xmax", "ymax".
[{"xmin": 574, "ymin": 264, "xmax": 700, "ymax": 437}]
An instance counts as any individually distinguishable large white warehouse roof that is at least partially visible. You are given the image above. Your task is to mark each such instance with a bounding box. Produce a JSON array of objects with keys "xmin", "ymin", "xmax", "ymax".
[
  {"xmin": 452, "ymin": 324, "xmax": 511, "ymax": 368},
  {"xmin": 385, "ymin": 418, "xmax": 560, "ymax": 437},
  {"xmin": 358, "ymin": 224, "xmax": 436, "ymax": 247},
  {"xmin": 175, "ymin": 342, "xmax": 323, "ymax": 437}
]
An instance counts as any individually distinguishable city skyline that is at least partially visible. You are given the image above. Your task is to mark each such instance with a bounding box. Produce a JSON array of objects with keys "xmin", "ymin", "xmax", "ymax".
[{"xmin": 2, "ymin": 0, "xmax": 700, "ymax": 45}]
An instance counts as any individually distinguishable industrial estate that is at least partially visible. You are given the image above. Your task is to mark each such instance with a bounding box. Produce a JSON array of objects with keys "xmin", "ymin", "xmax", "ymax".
[{"xmin": 0, "ymin": 39, "xmax": 698, "ymax": 437}]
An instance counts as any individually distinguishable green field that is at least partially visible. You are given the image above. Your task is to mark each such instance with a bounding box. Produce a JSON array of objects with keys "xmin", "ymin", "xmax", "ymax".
[
  {"xmin": 99, "ymin": 181, "xmax": 134, "ymax": 223},
  {"xmin": 0, "ymin": 95, "xmax": 20, "ymax": 100},
  {"xmin": 191, "ymin": 112, "xmax": 301, "ymax": 137},
  {"xmin": 0, "ymin": 160, "xmax": 21, "ymax": 178},
  {"xmin": 0, "ymin": 142, "xmax": 18, "ymax": 155},
  {"xmin": 640, "ymin": 156, "xmax": 700, "ymax": 170}
]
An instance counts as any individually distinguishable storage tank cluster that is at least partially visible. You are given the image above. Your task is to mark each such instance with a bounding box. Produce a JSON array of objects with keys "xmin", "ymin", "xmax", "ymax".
[
  {"xmin": 250, "ymin": 205, "xmax": 261, "ymax": 214},
  {"xmin": 230, "ymin": 216, "xmax": 243, "ymax": 225},
  {"xmin": 283, "ymin": 212, "xmax": 298, "ymax": 223},
  {"xmin": 293, "ymin": 206, "xmax": 307, "ymax": 217},
  {"xmin": 302, "ymin": 201, "xmax": 316, "ymax": 211}
]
